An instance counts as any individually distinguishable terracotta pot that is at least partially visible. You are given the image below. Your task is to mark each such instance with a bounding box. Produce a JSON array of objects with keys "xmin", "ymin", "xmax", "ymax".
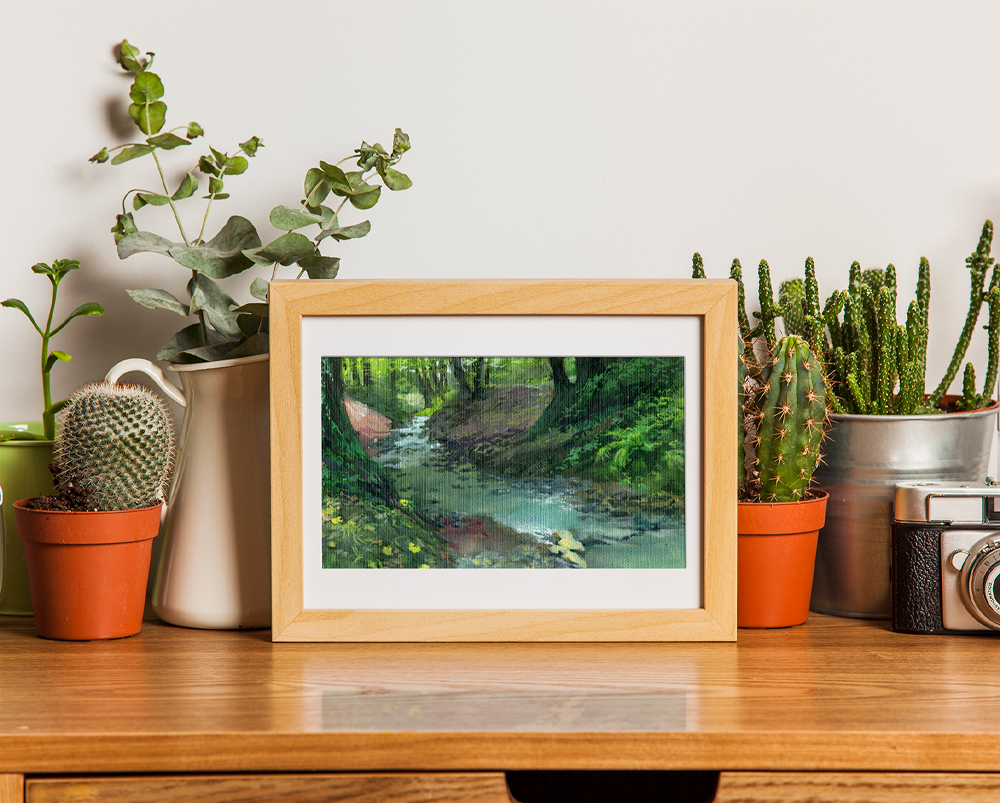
[
  {"xmin": 13, "ymin": 501, "xmax": 161, "ymax": 640},
  {"xmin": 738, "ymin": 491, "xmax": 828, "ymax": 628}
]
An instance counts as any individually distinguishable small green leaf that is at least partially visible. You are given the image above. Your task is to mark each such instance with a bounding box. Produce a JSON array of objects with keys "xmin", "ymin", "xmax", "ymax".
[
  {"xmin": 223, "ymin": 155, "xmax": 248, "ymax": 176},
  {"xmin": 172, "ymin": 172, "xmax": 198, "ymax": 201},
  {"xmin": 147, "ymin": 132, "xmax": 190, "ymax": 151},
  {"xmin": 1, "ymin": 298, "xmax": 42, "ymax": 333},
  {"xmin": 236, "ymin": 311, "xmax": 265, "ymax": 337},
  {"xmin": 129, "ymin": 100, "xmax": 167, "ymax": 135},
  {"xmin": 187, "ymin": 122, "xmax": 204, "ymax": 139},
  {"xmin": 132, "ymin": 194, "xmax": 148, "ymax": 211},
  {"xmin": 250, "ymin": 278, "xmax": 269, "ymax": 301},
  {"xmin": 44, "ymin": 351, "xmax": 72, "ymax": 372},
  {"xmin": 232, "ymin": 303, "xmax": 270, "ymax": 317},
  {"xmin": 129, "ymin": 71, "xmax": 164, "ymax": 103},
  {"xmin": 112, "ymin": 213, "xmax": 138, "ymax": 243},
  {"xmin": 31, "ymin": 259, "xmax": 80, "ymax": 277},
  {"xmin": 269, "ymin": 205, "xmax": 324, "ymax": 231},
  {"xmin": 198, "ymin": 155, "xmax": 220, "ymax": 176},
  {"xmin": 208, "ymin": 176, "xmax": 225, "ymax": 195},
  {"xmin": 392, "ymin": 128, "xmax": 410, "ymax": 158},
  {"xmin": 297, "ymin": 255, "xmax": 341, "ymax": 279},
  {"xmin": 126, "ymin": 288, "xmax": 189, "ymax": 316},
  {"xmin": 348, "ymin": 185, "xmax": 381, "ymax": 210},
  {"xmin": 50, "ymin": 302, "xmax": 105, "ymax": 335},
  {"xmin": 136, "ymin": 192, "xmax": 170, "ymax": 207},
  {"xmin": 208, "ymin": 192, "xmax": 230, "ymax": 200},
  {"xmin": 111, "ymin": 144, "xmax": 154, "ymax": 165},
  {"xmin": 257, "ymin": 232, "xmax": 316, "ymax": 266},
  {"xmin": 303, "ymin": 168, "xmax": 333, "ymax": 206},
  {"xmin": 240, "ymin": 136, "xmax": 263, "ymax": 156},
  {"xmin": 378, "ymin": 166, "xmax": 412, "ymax": 191},
  {"xmin": 241, "ymin": 247, "xmax": 275, "ymax": 268},
  {"xmin": 319, "ymin": 161, "xmax": 353, "ymax": 194},
  {"xmin": 118, "ymin": 40, "xmax": 147, "ymax": 73},
  {"xmin": 210, "ymin": 146, "xmax": 226, "ymax": 166},
  {"xmin": 89, "ymin": 147, "xmax": 110, "ymax": 164}
]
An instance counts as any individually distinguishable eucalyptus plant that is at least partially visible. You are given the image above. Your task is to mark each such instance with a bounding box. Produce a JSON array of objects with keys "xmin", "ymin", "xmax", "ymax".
[
  {"xmin": 91, "ymin": 39, "xmax": 411, "ymax": 364},
  {"xmin": 1, "ymin": 259, "xmax": 105, "ymax": 441}
]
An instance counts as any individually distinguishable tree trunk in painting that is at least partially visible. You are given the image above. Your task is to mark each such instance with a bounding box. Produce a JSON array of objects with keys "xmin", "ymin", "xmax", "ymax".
[
  {"xmin": 451, "ymin": 358, "xmax": 474, "ymax": 403},
  {"xmin": 529, "ymin": 357, "xmax": 576, "ymax": 435}
]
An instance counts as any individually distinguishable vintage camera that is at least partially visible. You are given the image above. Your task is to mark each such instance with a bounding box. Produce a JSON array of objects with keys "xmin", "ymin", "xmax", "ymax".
[{"xmin": 892, "ymin": 480, "xmax": 1000, "ymax": 634}]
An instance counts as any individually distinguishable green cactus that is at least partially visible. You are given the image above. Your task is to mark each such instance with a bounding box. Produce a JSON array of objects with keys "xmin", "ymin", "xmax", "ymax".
[
  {"xmin": 779, "ymin": 278, "xmax": 807, "ymax": 337},
  {"xmin": 753, "ymin": 336, "xmax": 827, "ymax": 502},
  {"xmin": 52, "ymin": 382, "xmax": 176, "ymax": 511}
]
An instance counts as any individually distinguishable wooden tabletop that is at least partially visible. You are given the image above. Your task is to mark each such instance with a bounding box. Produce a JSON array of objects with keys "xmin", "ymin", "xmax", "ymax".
[{"xmin": 1, "ymin": 613, "xmax": 997, "ymax": 775}]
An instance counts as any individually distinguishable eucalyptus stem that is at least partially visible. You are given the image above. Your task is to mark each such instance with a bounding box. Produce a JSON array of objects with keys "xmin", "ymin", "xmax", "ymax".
[{"xmin": 151, "ymin": 150, "xmax": 191, "ymax": 246}]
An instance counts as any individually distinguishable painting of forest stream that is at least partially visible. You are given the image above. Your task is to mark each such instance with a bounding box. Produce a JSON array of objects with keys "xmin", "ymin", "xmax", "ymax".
[{"xmin": 320, "ymin": 357, "xmax": 685, "ymax": 569}]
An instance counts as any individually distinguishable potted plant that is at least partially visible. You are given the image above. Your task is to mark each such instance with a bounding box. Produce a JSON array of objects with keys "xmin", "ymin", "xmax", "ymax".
[
  {"xmin": 777, "ymin": 222, "xmax": 1000, "ymax": 618},
  {"xmin": 88, "ymin": 40, "xmax": 412, "ymax": 629},
  {"xmin": 0, "ymin": 259, "xmax": 104, "ymax": 614},
  {"xmin": 694, "ymin": 256, "xmax": 830, "ymax": 627},
  {"xmin": 14, "ymin": 381, "xmax": 175, "ymax": 640}
]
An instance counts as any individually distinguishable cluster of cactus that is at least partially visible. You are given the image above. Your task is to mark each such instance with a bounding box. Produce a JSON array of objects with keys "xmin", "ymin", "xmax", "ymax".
[
  {"xmin": 693, "ymin": 255, "xmax": 828, "ymax": 502},
  {"xmin": 52, "ymin": 382, "xmax": 176, "ymax": 511},
  {"xmin": 779, "ymin": 220, "xmax": 1000, "ymax": 414}
]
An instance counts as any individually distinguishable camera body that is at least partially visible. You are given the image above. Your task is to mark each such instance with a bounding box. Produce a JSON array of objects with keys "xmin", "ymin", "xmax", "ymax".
[{"xmin": 892, "ymin": 481, "xmax": 1000, "ymax": 635}]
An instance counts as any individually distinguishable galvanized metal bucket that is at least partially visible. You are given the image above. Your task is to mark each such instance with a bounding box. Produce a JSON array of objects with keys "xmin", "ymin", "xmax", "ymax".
[{"xmin": 811, "ymin": 400, "xmax": 998, "ymax": 618}]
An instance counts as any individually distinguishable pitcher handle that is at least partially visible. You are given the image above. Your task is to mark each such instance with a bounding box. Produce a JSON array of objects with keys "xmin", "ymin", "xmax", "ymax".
[{"xmin": 105, "ymin": 358, "xmax": 187, "ymax": 408}]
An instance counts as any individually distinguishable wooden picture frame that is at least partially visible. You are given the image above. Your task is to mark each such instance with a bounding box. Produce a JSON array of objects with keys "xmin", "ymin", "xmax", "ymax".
[{"xmin": 270, "ymin": 280, "xmax": 736, "ymax": 641}]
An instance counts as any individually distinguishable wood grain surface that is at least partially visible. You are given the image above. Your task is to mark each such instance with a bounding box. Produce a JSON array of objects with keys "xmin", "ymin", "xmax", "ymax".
[
  {"xmin": 26, "ymin": 774, "xmax": 513, "ymax": 803},
  {"xmin": 268, "ymin": 279, "xmax": 737, "ymax": 642},
  {"xmin": 0, "ymin": 776, "xmax": 22, "ymax": 803},
  {"xmin": 1, "ymin": 613, "xmax": 999, "ymax": 774},
  {"xmin": 714, "ymin": 772, "xmax": 1000, "ymax": 802}
]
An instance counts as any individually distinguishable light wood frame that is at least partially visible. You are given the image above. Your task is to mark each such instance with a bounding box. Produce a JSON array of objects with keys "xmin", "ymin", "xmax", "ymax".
[{"xmin": 270, "ymin": 279, "xmax": 737, "ymax": 642}]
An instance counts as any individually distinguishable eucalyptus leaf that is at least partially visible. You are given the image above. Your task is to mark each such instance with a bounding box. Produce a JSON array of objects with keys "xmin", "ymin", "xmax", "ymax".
[
  {"xmin": 318, "ymin": 220, "xmax": 371, "ymax": 243},
  {"xmin": 172, "ymin": 172, "xmax": 198, "ymax": 201},
  {"xmin": 51, "ymin": 302, "xmax": 105, "ymax": 335},
  {"xmin": 180, "ymin": 341, "xmax": 246, "ymax": 363},
  {"xmin": 208, "ymin": 176, "xmax": 224, "ymax": 195},
  {"xmin": 89, "ymin": 147, "xmax": 110, "ymax": 164},
  {"xmin": 118, "ymin": 40, "xmax": 145, "ymax": 73},
  {"xmin": 147, "ymin": 132, "xmax": 190, "ymax": 150},
  {"xmin": 236, "ymin": 312, "xmax": 265, "ymax": 338},
  {"xmin": 224, "ymin": 332, "xmax": 269, "ymax": 360},
  {"xmin": 297, "ymin": 255, "xmax": 341, "ymax": 279},
  {"xmin": 112, "ymin": 213, "xmax": 138, "ymax": 243},
  {"xmin": 303, "ymin": 168, "xmax": 332, "ymax": 206},
  {"xmin": 250, "ymin": 277, "xmax": 269, "ymax": 301},
  {"xmin": 223, "ymin": 155, "xmax": 248, "ymax": 176},
  {"xmin": 379, "ymin": 166, "xmax": 412, "ymax": 191},
  {"xmin": 125, "ymin": 288, "xmax": 189, "ymax": 317},
  {"xmin": 167, "ymin": 216, "xmax": 261, "ymax": 278},
  {"xmin": 232, "ymin": 303, "xmax": 270, "ymax": 316},
  {"xmin": 137, "ymin": 192, "xmax": 170, "ymax": 207},
  {"xmin": 198, "ymin": 155, "xmax": 220, "ymax": 176},
  {"xmin": 240, "ymin": 136, "xmax": 263, "ymax": 156},
  {"xmin": 111, "ymin": 144, "xmax": 154, "ymax": 165},
  {"xmin": 348, "ymin": 185, "xmax": 381, "ymax": 210},
  {"xmin": 128, "ymin": 100, "xmax": 167, "ymax": 135},
  {"xmin": 241, "ymin": 247, "xmax": 275, "ymax": 268},
  {"xmin": 187, "ymin": 122, "xmax": 204, "ymax": 139},
  {"xmin": 319, "ymin": 161, "xmax": 353, "ymax": 194},
  {"xmin": 269, "ymin": 205, "xmax": 323, "ymax": 231},
  {"xmin": 157, "ymin": 322, "xmax": 228, "ymax": 363},
  {"xmin": 117, "ymin": 231, "xmax": 175, "ymax": 259},
  {"xmin": 257, "ymin": 231, "xmax": 316, "ymax": 266},
  {"xmin": 189, "ymin": 274, "xmax": 242, "ymax": 339},
  {"xmin": 392, "ymin": 128, "xmax": 411, "ymax": 157}
]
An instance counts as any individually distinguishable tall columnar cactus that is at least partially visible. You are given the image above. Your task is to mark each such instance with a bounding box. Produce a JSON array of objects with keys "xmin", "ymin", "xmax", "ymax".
[
  {"xmin": 751, "ymin": 336, "xmax": 827, "ymax": 503},
  {"xmin": 53, "ymin": 382, "xmax": 176, "ymax": 511}
]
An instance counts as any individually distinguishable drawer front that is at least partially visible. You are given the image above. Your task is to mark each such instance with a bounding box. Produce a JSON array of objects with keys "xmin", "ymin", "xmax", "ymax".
[
  {"xmin": 716, "ymin": 772, "xmax": 1000, "ymax": 802},
  {"xmin": 26, "ymin": 773, "xmax": 514, "ymax": 803}
]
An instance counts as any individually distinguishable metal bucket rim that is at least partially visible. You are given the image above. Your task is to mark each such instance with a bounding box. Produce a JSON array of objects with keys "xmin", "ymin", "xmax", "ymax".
[{"xmin": 829, "ymin": 398, "xmax": 998, "ymax": 424}]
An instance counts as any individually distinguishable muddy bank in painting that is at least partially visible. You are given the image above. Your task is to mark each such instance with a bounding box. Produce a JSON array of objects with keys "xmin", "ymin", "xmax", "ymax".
[{"xmin": 320, "ymin": 357, "xmax": 685, "ymax": 569}]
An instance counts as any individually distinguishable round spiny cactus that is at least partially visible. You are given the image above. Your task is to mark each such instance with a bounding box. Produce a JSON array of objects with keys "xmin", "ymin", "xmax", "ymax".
[{"xmin": 53, "ymin": 382, "xmax": 176, "ymax": 511}]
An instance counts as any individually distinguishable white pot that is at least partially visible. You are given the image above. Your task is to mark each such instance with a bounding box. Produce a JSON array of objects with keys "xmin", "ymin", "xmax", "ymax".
[{"xmin": 106, "ymin": 355, "xmax": 271, "ymax": 629}]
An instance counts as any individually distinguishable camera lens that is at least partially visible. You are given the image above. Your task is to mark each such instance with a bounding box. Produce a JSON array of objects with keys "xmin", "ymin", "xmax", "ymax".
[{"xmin": 963, "ymin": 542, "xmax": 1000, "ymax": 628}]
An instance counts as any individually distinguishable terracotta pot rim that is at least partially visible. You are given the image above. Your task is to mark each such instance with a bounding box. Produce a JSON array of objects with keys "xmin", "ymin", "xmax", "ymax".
[
  {"xmin": 13, "ymin": 500, "xmax": 163, "ymax": 546},
  {"xmin": 738, "ymin": 489, "xmax": 829, "ymax": 509},
  {"xmin": 738, "ymin": 491, "xmax": 828, "ymax": 537}
]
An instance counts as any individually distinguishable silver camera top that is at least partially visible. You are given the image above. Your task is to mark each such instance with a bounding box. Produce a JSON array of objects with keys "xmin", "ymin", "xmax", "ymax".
[{"xmin": 894, "ymin": 479, "xmax": 1000, "ymax": 525}]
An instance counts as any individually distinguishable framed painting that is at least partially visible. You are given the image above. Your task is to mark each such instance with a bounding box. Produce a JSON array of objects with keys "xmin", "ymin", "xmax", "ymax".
[{"xmin": 270, "ymin": 280, "xmax": 736, "ymax": 641}]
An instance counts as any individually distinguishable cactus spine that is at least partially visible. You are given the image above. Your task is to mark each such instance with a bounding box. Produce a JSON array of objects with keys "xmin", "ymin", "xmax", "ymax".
[
  {"xmin": 53, "ymin": 382, "xmax": 176, "ymax": 511},
  {"xmin": 753, "ymin": 336, "xmax": 827, "ymax": 502}
]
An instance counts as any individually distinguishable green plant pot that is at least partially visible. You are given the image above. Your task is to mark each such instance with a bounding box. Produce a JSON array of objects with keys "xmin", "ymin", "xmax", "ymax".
[{"xmin": 0, "ymin": 422, "xmax": 55, "ymax": 615}]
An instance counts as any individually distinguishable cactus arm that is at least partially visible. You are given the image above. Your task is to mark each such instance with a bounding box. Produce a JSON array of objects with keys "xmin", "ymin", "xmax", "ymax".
[
  {"xmin": 779, "ymin": 277, "xmax": 806, "ymax": 337},
  {"xmin": 930, "ymin": 220, "xmax": 993, "ymax": 407},
  {"xmin": 874, "ymin": 286, "xmax": 897, "ymax": 414},
  {"xmin": 691, "ymin": 252, "xmax": 706, "ymax": 279},
  {"xmin": 916, "ymin": 256, "xmax": 930, "ymax": 321},
  {"xmin": 884, "ymin": 263, "xmax": 897, "ymax": 312},
  {"xmin": 961, "ymin": 362, "xmax": 978, "ymax": 410},
  {"xmin": 730, "ymin": 258, "xmax": 753, "ymax": 347},
  {"xmin": 981, "ymin": 284, "xmax": 1000, "ymax": 404},
  {"xmin": 754, "ymin": 259, "xmax": 781, "ymax": 351}
]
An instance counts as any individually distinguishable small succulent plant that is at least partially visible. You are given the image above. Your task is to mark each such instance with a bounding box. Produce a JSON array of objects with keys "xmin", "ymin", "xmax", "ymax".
[
  {"xmin": 694, "ymin": 256, "xmax": 829, "ymax": 502},
  {"xmin": 778, "ymin": 220, "xmax": 1000, "ymax": 414},
  {"xmin": 51, "ymin": 382, "xmax": 176, "ymax": 511},
  {"xmin": 1, "ymin": 259, "xmax": 105, "ymax": 441}
]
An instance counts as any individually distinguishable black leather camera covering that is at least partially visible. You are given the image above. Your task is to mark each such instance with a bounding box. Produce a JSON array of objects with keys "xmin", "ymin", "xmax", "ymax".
[{"xmin": 891, "ymin": 524, "xmax": 945, "ymax": 633}]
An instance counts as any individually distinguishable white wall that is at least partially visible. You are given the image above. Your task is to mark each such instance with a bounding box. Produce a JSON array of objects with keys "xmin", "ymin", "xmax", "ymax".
[{"xmin": 3, "ymin": 0, "xmax": 1000, "ymax": 423}]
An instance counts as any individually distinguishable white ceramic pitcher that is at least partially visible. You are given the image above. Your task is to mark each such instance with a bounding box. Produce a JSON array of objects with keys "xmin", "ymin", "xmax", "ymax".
[{"xmin": 106, "ymin": 355, "xmax": 271, "ymax": 629}]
